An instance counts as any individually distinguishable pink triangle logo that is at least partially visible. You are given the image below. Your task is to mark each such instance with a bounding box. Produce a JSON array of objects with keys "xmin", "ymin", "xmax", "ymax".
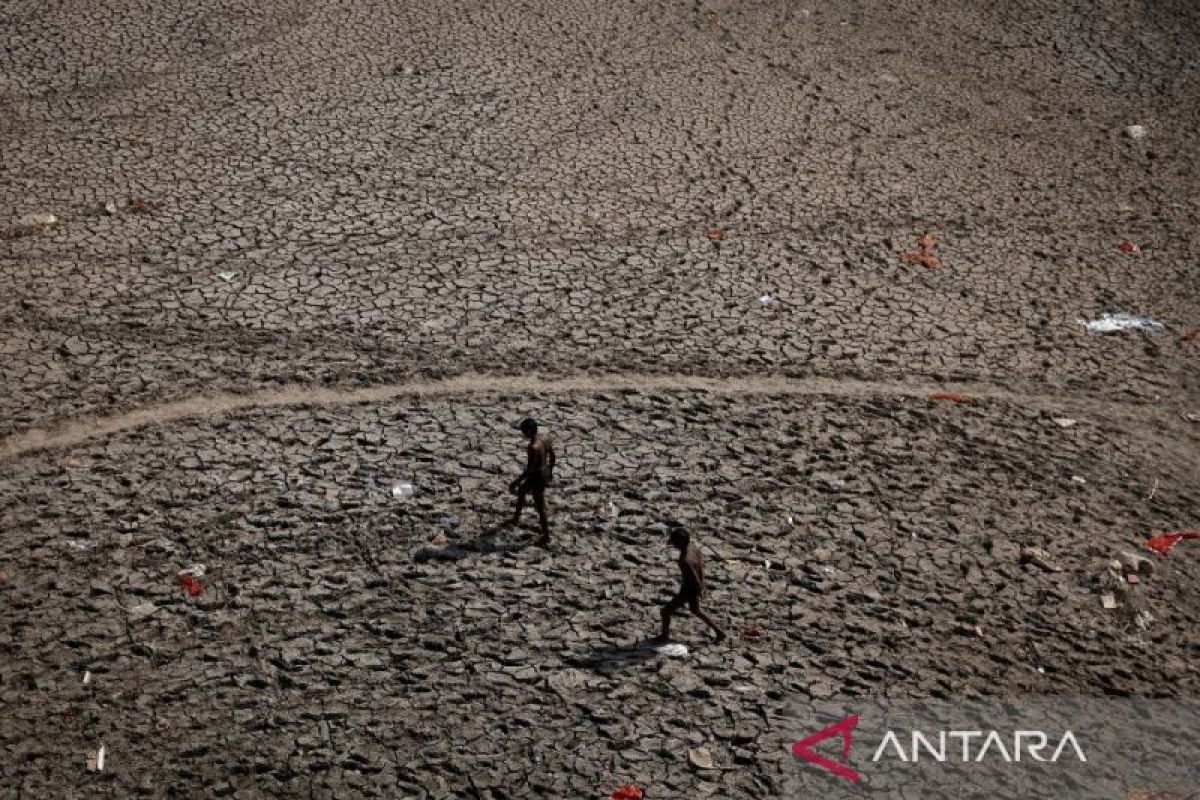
[{"xmin": 791, "ymin": 713, "xmax": 861, "ymax": 783}]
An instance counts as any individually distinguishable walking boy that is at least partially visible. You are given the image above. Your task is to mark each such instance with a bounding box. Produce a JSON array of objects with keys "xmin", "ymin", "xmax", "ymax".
[{"xmin": 658, "ymin": 528, "xmax": 724, "ymax": 642}]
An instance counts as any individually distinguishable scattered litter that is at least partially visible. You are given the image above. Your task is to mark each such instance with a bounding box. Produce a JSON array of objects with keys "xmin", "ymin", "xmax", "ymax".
[
  {"xmin": 178, "ymin": 574, "xmax": 204, "ymax": 596},
  {"xmin": 1101, "ymin": 593, "xmax": 1117, "ymax": 610},
  {"xmin": 1183, "ymin": 413, "xmax": 1200, "ymax": 425},
  {"xmin": 1125, "ymin": 124, "xmax": 1147, "ymax": 140},
  {"xmin": 610, "ymin": 786, "xmax": 644, "ymax": 800},
  {"xmin": 1071, "ymin": 475, "xmax": 1087, "ymax": 484},
  {"xmin": 19, "ymin": 212, "xmax": 58, "ymax": 228},
  {"xmin": 1020, "ymin": 547, "xmax": 1062, "ymax": 573},
  {"xmin": 83, "ymin": 671, "xmax": 92, "ymax": 685},
  {"xmin": 179, "ymin": 564, "xmax": 206, "ymax": 578},
  {"xmin": 1118, "ymin": 551, "xmax": 1154, "ymax": 576},
  {"xmin": 758, "ymin": 294, "xmax": 775, "ymax": 307},
  {"xmin": 739, "ymin": 624, "xmax": 767, "ymax": 639},
  {"xmin": 901, "ymin": 232, "xmax": 940, "ymax": 270},
  {"xmin": 1135, "ymin": 610, "xmax": 1154, "ymax": 630},
  {"xmin": 974, "ymin": 624, "xmax": 984, "ymax": 638},
  {"xmin": 391, "ymin": 482, "xmax": 415, "ymax": 500},
  {"xmin": 128, "ymin": 197, "xmax": 154, "ymax": 214},
  {"xmin": 103, "ymin": 201, "xmax": 119, "ymax": 216},
  {"xmin": 1179, "ymin": 329, "xmax": 1198, "ymax": 343},
  {"xmin": 929, "ymin": 391, "xmax": 970, "ymax": 403},
  {"xmin": 1115, "ymin": 240, "xmax": 1139, "ymax": 255},
  {"xmin": 1147, "ymin": 479, "xmax": 1159, "ymax": 501},
  {"xmin": 1079, "ymin": 313, "xmax": 1164, "ymax": 334},
  {"xmin": 1126, "ymin": 573, "xmax": 1140, "ymax": 585},
  {"xmin": 1146, "ymin": 530, "xmax": 1200, "ymax": 556},
  {"xmin": 655, "ymin": 643, "xmax": 689, "ymax": 658},
  {"xmin": 216, "ymin": 270, "xmax": 237, "ymax": 282},
  {"xmin": 606, "ymin": 502, "xmax": 618, "ymax": 519},
  {"xmin": 63, "ymin": 539, "xmax": 94, "ymax": 551},
  {"xmin": 1053, "ymin": 418, "xmax": 1078, "ymax": 428},
  {"xmin": 705, "ymin": 227, "xmax": 725, "ymax": 241},
  {"xmin": 87, "ymin": 744, "xmax": 106, "ymax": 772},
  {"xmin": 688, "ymin": 747, "xmax": 716, "ymax": 770}
]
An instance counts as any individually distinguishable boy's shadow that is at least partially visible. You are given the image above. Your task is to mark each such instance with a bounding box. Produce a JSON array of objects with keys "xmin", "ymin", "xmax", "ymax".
[
  {"xmin": 412, "ymin": 524, "xmax": 535, "ymax": 564},
  {"xmin": 569, "ymin": 638, "xmax": 666, "ymax": 673}
]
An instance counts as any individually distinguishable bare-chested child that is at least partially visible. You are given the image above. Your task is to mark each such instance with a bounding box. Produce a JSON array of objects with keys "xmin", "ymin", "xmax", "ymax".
[
  {"xmin": 657, "ymin": 528, "xmax": 725, "ymax": 642},
  {"xmin": 508, "ymin": 418, "xmax": 555, "ymax": 546}
]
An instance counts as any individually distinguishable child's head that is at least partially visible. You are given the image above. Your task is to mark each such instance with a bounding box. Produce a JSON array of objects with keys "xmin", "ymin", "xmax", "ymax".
[{"xmin": 668, "ymin": 527, "xmax": 690, "ymax": 549}]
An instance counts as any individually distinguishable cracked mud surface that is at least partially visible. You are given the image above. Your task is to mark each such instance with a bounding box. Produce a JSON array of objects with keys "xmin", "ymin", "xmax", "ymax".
[
  {"xmin": 2, "ymin": 0, "xmax": 1199, "ymax": 437},
  {"xmin": 1, "ymin": 0, "xmax": 1199, "ymax": 797},
  {"xmin": 3, "ymin": 393, "xmax": 1199, "ymax": 797}
]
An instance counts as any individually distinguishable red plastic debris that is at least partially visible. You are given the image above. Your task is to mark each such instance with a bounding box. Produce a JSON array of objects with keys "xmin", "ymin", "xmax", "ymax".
[
  {"xmin": 1180, "ymin": 329, "xmax": 1198, "ymax": 344},
  {"xmin": 929, "ymin": 391, "xmax": 970, "ymax": 403},
  {"xmin": 178, "ymin": 574, "xmax": 204, "ymax": 596},
  {"xmin": 705, "ymin": 227, "xmax": 725, "ymax": 241},
  {"xmin": 901, "ymin": 233, "xmax": 940, "ymax": 270},
  {"xmin": 1146, "ymin": 530, "xmax": 1200, "ymax": 556},
  {"xmin": 611, "ymin": 785, "xmax": 644, "ymax": 800},
  {"xmin": 1115, "ymin": 240, "xmax": 1139, "ymax": 254},
  {"xmin": 128, "ymin": 197, "xmax": 156, "ymax": 214},
  {"xmin": 740, "ymin": 624, "xmax": 767, "ymax": 639}
]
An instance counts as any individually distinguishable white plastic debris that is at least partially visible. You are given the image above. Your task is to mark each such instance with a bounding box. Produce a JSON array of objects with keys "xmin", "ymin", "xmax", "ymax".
[
  {"xmin": 1100, "ymin": 593, "xmax": 1117, "ymax": 610},
  {"xmin": 19, "ymin": 213, "xmax": 57, "ymax": 228},
  {"xmin": 688, "ymin": 747, "xmax": 716, "ymax": 770},
  {"xmin": 103, "ymin": 201, "xmax": 119, "ymax": 215},
  {"xmin": 391, "ymin": 482, "xmax": 415, "ymax": 500},
  {"xmin": 655, "ymin": 643, "xmax": 689, "ymax": 658},
  {"xmin": 1071, "ymin": 475, "xmax": 1087, "ymax": 484},
  {"xmin": 82, "ymin": 671, "xmax": 92, "ymax": 685},
  {"xmin": 758, "ymin": 294, "xmax": 775, "ymax": 307},
  {"xmin": 87, "ymin": 744, "xmax": 106, "ymax": 772},
  {"xmin": 179, "ymin": 564, "xmax": 206, "ymax": 578},
  {"xmin": 216, "ymin": 271, "xmax": 237, "ymax": 282},
  {"xmin": 1053, "ymin": 418, "xmax": 1078, "ymax": 428},
  {"xmin": 1079, "ymin": 313, "xmax": 1165, "ymax": 334},
  {"xmin": 1125, "ymin": 124, "xmax": 1147, "ymax": 140}
]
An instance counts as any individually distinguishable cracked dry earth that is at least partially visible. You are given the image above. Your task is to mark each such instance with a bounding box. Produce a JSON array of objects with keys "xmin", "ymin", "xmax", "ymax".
[{"xmin": 1, "ymin": 0, "xmax": 1199, "ymax": 798}]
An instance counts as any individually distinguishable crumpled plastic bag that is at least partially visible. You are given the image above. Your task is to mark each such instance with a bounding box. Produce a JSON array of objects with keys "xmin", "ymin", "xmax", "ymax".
[
  {"xmin": 1146, "ymin": 530, "xmax": 1200, "ymax": 556},
  {"xmin": 179, "ymin": 574, "xmax": 204, "ymax": 596},
  {"xmin": 1079, "ymin": 313, "xmax": 1165, "ymax": 334},
  {"xmin": 902, "ymin": 233, "xmax": 940, "ymax": 270}
]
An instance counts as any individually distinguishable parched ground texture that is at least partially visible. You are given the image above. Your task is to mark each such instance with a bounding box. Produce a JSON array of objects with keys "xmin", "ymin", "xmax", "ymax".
[{"xmin": 1, "ymin": 0, "xmax": 1199, "ymax": 797}]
